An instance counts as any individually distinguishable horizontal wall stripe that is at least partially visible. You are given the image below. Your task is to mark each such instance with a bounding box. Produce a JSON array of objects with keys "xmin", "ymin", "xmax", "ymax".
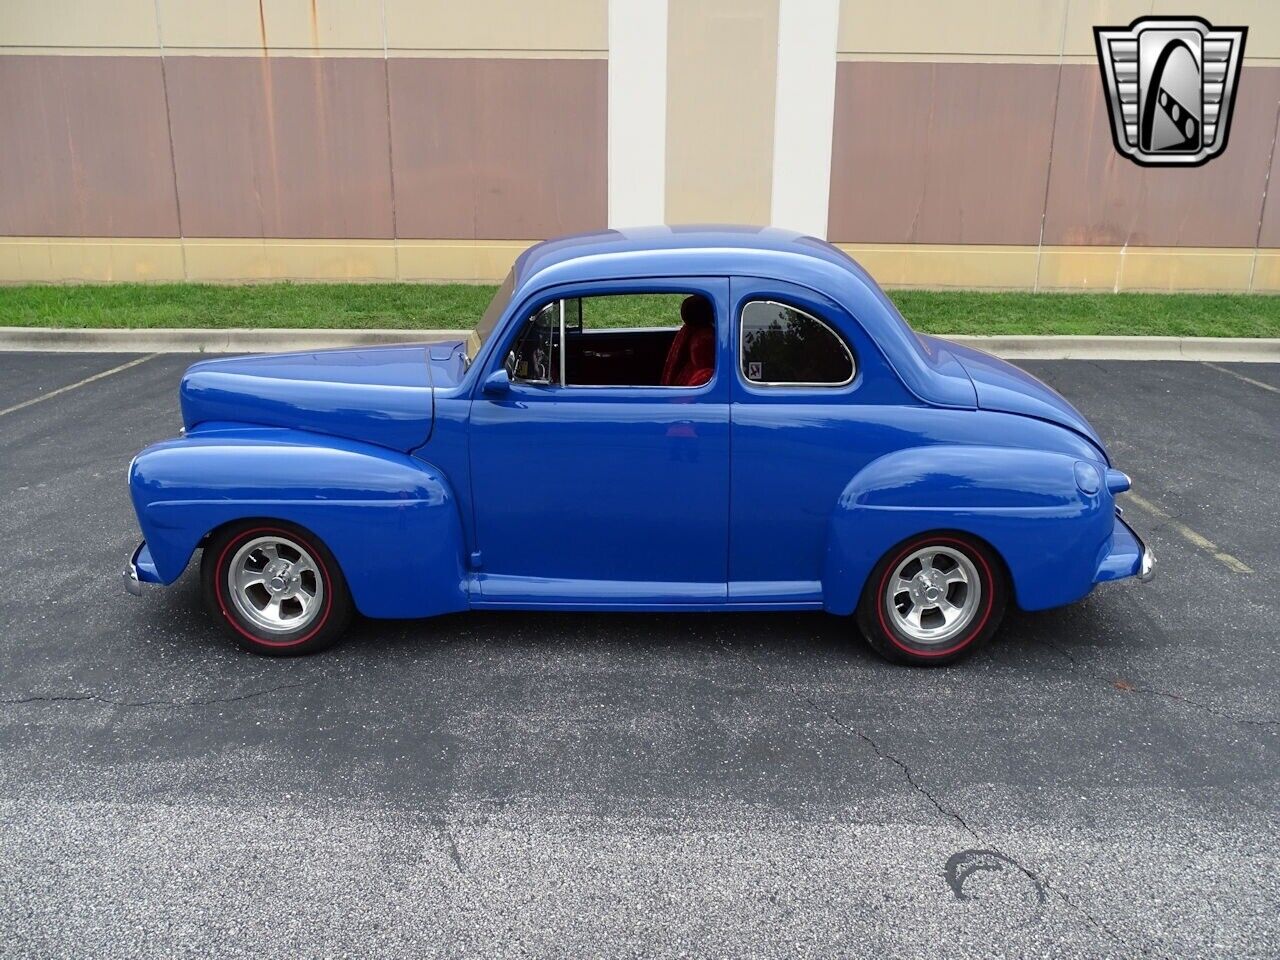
[
  {"xmin": 2, "ymin": 0, "xmax": 607, "ymax": 56},
  {"xmin": 837, "ymin": 0, "xmax": 1280, "ymax": 62},
  {"xmin": 0, "ymin": 0, "xmax": 160, "ymax": 50},
  {"xmin": 383, "ymin": 0, "xmax": 607, "ymax": 54},
  {"xmin": 0, "ymin": 238, "xmax": 535, "ymax": 283},
  {"xmin": 7, "ymin": 237, "xmax": 1279, "ymax": 291},
  {"xmin": 838, "ymin": 244, "xmax": 1270, "ymax": 292}
]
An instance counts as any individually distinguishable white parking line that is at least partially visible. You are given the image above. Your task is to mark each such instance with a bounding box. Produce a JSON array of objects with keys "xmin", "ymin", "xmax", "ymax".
[
  {"xmin": 1125, "ymin": 492, "xmax": 1254, "ymax": 575},
  {"xmin": 0, "ymin": 354, "xmax": 159, "ymax": 419},
  {"xmin": 1203, "ymin": 362, "xmax": 1280, "ymax": 396}
]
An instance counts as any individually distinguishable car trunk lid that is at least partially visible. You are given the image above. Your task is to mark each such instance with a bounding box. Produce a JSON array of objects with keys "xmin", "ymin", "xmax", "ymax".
[{"xmin": 922, "ymin": 335, "xmax": 1108, "ymax": 457}]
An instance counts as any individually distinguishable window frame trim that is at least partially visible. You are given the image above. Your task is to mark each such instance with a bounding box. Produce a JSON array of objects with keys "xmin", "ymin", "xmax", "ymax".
[{"xmin": 737, "ymin": 298, "xmax": 857, "ymax": 389}]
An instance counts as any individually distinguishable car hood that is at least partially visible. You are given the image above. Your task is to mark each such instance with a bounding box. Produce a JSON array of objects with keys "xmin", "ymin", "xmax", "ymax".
[
  {"xmin": 180, "ymin": 344, "xmax": 448, "ymax": 453},
  {"xmin": 921, "ymin": 336, "xmax": 1107, "ymax": 457}
]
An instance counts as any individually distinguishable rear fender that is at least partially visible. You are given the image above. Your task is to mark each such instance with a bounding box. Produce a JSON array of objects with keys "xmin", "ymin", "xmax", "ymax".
[
  {"xmin": 128, "ymin": 425, "xmax": 467, "ymax": 618},
  {"xmin": 822, "ymin": 445, "xmax": 1113, "ymax": 614}
]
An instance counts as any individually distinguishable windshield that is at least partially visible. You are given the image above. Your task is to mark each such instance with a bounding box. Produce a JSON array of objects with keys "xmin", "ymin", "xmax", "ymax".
[{"xmin": 468, "ymin": 269, "xmax": 516, "ymax": 361}]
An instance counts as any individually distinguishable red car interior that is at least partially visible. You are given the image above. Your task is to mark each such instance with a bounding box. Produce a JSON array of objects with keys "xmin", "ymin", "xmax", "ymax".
[{"xmin": 660, "ymin": 296, "xmax": 715, "ymax": 387}]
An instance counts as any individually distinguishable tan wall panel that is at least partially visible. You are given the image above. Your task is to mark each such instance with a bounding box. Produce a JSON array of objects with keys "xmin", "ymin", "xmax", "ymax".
[
  {"xmin": 837, "ymin": 0, "xmax": 1067, "ymax": 58},
  {"xmin": 1247, "ymin": 251, "xmax": 1280, "ymax": 292},
  {"xmin": 828, "ymin": 62, "xmax": 1059, "ymax": 245},
  {"xmin": 165, "ymin": 57, "xmax": 395, "ymax": 239},
  {"xmin": 838, "ymin": 1, "xmax": 1280, "ymax": 63},
  {"xmin": 156, "ymin": 0, "xmax": 384, "ymax": 52},
  {"xmin": 1061, "ymin": 2, "xmax": 1160, "ymax": 58},
  {"xmin": 384, "ymin": 0, "xmax": 607, "ymax": 52},
  {"xmin": 665, "ymin": 0, "xmax": 778, "ymax": 225},
  {"xmin": 1036, "ymin": 246, "xmax": 1255, "ymax": 291},
  {"xmin": 0, "ymin": 0, "xmax": 159, "ymax": 50},
  {"xmin": 836, "ymin": 244, "xmax": 1040, "ymax": 289},
  {"xmin": 1043, "ymin": 65, "xmax": 1280, "ymax": 247},
  {"xmin": 0, "ymin": 56, "xmax": 180, "ymax": 237},
  {"xmin": 182, "ymin": 239, "xmax": 397, "ymax": 281},
  {"xmin": 6, "ymin": 238, "xmax": 1275, "ymax": 288},
  {"xmin": 389, "ymin": 58, "xmax": 606, "ymax": 240},
  {"xmin": 0, "ymin": 238, "xmax": 185, "ymax": 283},
  {"xmin": 397, "ymin": 241, "xmax": 532, "ymax": 281}
]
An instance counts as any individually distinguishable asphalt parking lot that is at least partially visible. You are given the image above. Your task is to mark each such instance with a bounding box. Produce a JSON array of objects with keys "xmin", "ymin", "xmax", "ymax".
[{"xmin": 0, "ymin": 350, "xmax": 1276, "ymax": 958}]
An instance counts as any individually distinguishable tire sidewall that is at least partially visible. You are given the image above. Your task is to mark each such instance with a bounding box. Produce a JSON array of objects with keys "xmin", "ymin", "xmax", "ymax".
[
  {"xmin": 202, "ymin": 521, "xmax": 351, "ymax": 655},
  {"xmin": 857, "ymin": 532, "xmax": 1006, "ymax": 666}
]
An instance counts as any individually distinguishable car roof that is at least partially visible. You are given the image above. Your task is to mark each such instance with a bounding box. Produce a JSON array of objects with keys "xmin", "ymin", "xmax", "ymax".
[
  {"xmin": 506, "ymin": 225, "xmax": 977, "ymax": 410},
  {"xmin": 511, "ymin": 224, "xmax": 875, "ymax": 295}
]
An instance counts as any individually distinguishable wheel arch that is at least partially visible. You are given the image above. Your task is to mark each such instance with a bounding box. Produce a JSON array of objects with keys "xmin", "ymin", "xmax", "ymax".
[
  {"xmin": 822, "ymin": 444, "xmax": 1114, "ymax": 614},
  {"xmin": 128, "ymin": 426, "xmax": 469, "ymax": 619}
]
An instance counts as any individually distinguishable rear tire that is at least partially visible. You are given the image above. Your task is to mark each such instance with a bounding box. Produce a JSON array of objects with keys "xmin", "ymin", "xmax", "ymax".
[
  {"xmin": 201, "ymin": 520, "xmax": 353, "ymax": 656},
  {"xmin": 855, "ymin": 532, "xmax": 1007, "ymax": 666}
]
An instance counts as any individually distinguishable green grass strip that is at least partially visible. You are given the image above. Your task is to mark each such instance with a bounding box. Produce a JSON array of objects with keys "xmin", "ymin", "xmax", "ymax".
[{"xmin": 1, "ymin": 283, "xmax": 1277, "ymax": 338}]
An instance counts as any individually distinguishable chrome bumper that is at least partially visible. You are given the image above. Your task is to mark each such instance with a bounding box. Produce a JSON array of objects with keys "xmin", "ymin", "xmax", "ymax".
[
  {"xmin": 1129, "ymin": 520, "xmax": 1156, "ymax": 582},
  {"xmin": 123, "ymin": 543, "xmax": 144, "ymax": 596},
  {"xmin": 1138, "ymin": 540, "xmax": 1156, "ymax": 582}
]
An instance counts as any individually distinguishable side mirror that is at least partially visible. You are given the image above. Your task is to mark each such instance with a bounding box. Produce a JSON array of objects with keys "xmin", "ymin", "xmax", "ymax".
[{"xmin": 482, "ymin": 368, "xmax": 511, "ymax": 397}]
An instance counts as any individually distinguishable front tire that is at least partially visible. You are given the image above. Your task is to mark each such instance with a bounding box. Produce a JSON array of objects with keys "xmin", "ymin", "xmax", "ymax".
[
  {"xmin": 855, "ymin": 532, "xmax": 1007, "ymax": 666},
  {"xmin": 201, "ymin": 521, "xmax": 353, "ymax": 656}
]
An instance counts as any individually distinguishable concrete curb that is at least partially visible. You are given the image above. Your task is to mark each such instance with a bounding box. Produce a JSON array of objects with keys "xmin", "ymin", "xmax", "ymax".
[{"xmin": 1, "ymin": 327, "xmax": 1278, "ymax": 362}]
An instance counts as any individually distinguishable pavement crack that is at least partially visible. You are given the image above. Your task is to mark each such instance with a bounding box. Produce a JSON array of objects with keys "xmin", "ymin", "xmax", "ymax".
[
  {"xmin": 0, "ymin": 681, "xmax": 308, "ymax": 709},
  {"xmin": 437, "ymin": 821, "xmax": 466, "ymax": 874},
  {"xmin": 715, "ymin": 636, "xmax": 1131, "ymax": 950}
]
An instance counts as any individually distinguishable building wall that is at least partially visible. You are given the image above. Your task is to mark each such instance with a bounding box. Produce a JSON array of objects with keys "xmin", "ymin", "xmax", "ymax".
[{"xmin": 1, "ymin": 0, "xmax": 1279, "ymax": 290}]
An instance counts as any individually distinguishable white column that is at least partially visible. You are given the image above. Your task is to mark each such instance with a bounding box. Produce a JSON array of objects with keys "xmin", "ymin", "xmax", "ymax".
[
  {"xmin": 770, "ymin": 0, "xmax": 840, "ymax": 238},
  {"xmin": 608, "ymin": 0, "xmax": 669, "ymax": 228}
]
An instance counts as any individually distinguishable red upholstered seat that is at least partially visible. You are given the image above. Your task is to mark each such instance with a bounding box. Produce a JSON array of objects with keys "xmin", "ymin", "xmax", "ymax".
[{"xmin": 661, "ymin": 296, "xmax": 715, "ymax": 387}]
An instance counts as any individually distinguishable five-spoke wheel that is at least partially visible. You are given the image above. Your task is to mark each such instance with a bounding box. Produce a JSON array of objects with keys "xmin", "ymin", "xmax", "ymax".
[
  {"xmin": 857, "ymin": 533, "xmax": 1007, "ymax": 665},
  {"xmin": 202, "ymin": 521, "xmax": 352, "ymax": 655}
]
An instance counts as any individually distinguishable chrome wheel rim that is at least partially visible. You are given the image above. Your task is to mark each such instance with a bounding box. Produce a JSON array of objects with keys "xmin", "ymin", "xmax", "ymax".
[
  {"xmin": 226, "ymin": 535, "xmax": 324, "ymax": 635},
  {"xmin": 885, "ymin": 545, "xmax": 982, "ymax": 646}
]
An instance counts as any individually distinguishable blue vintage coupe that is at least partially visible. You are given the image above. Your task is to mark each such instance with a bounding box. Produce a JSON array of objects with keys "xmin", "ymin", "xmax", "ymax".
[{"xmin": 125, "ymin": 226, "xmax": 1153, "ymax": 664}]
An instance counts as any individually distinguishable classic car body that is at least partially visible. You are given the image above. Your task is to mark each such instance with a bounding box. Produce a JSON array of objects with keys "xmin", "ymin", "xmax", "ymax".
[{"xmin": 125, "ymin": 226, "xmax": 1153, "ymax": 662}]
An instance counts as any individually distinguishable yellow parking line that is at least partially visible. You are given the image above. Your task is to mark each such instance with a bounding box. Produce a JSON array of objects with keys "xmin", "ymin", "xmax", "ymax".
[
  {"xmin": 1125, "ymin": 492, "xmax": 1254, "ymax": 575},
  {"xmin": 1203, "ymin": 362, "xmax": 1280, "ymax": 396},
  {"xmin": 0, "ymin": 354, "xmax": 159, "ymax": 419}
]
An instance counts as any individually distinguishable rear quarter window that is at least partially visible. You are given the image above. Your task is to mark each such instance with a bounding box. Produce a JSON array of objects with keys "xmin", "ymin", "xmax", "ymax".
[{"xmin": 740, "ymin": 300, "xmax": 855, "ymax": 386}]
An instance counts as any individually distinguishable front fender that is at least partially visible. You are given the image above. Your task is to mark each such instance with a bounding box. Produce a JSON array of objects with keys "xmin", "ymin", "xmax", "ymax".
[
  {"xmin": 822, "ymin": 445, "xmax": 1113, "ymax": 614},
  {"xmin": 128, "ymin": 424, "xmax": 467, "ymax": 618}
]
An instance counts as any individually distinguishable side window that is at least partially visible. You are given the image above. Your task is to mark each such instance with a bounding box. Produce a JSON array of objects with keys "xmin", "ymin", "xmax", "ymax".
[
  {"xmin": 739, "ymin": 300, "xmax": 855, "ymax": 387},
  {"xmin": 505, "ymin": 292, "xmax": 716, "ymax": 388},
  {"xmin": 505, "ymin": 301, "xmax": 559, "ymax": 384}
]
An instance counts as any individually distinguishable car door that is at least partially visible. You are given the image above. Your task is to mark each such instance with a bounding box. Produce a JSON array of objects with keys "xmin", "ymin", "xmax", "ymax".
[
  {"xmin": 468, "ymin": 278, "xmax": 731, "ymax": 606},
  {"xmin": 728, "ymin": 277, "xmax": 873, "ymax": 605}
]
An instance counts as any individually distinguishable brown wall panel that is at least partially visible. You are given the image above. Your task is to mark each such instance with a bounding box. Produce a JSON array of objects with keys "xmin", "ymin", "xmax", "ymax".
[
  {"xmin": 1245, "ymin": 71, "xmax": 1280, "ymax": 248},
  {"xmin": 165, "ymin": 57, "xmax": 394, "ymax": 239},
  {"xmin": 0, "ymin": 55, "xmax": 178, "ymax": 237},
  {"xmin": 827, "ymin": 61, "xmax": 1059, "ymax": 245},
  {"xmin": 389, "ymin": 58, "xmax": 606, "ymax": 240},
  {"xmin": 1043, "ymin": 65, "xmax": 1280, "ymax": 248}
]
